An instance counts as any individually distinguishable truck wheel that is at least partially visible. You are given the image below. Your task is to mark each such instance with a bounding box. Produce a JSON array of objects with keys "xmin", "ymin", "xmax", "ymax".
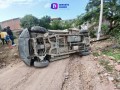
[
  {"xmin": 79, "ymin": 51, "xmax": 90, "ymax": 56},
  {"xmin": 31, "ymin": 26, "xmax": 47, "ymax": 34},
  {"xmin": 34, "ymin": 60, "xmax": 49, "ymax": 68},
  {"xmin": 80, "ymin": 30, "xmax": 88, "ymax": 33}
]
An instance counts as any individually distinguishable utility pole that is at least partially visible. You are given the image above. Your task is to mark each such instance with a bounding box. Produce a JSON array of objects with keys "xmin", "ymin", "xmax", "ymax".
[{"xmin": 97, "ymin": 0, "xmax": 103, "ymax": 40}]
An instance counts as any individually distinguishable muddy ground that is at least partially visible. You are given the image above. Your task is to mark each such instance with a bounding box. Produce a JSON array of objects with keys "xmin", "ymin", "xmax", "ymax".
[
  {"xmin": 0, "ymin": 45, "xmax": 20, "ymax": 68},
  {"xmin": 0, "ymin": 40, "xmax": 119, "ymax": 90}
]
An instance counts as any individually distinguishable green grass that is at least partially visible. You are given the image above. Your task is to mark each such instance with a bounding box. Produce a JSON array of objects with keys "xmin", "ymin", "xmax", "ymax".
[
  {"xmin": 102, "ymin": 49, "xmax": 120, "ymax": 62},
  {"xmin": 100, "ymin": 48, "xmax": 120, "ymax": 72}
]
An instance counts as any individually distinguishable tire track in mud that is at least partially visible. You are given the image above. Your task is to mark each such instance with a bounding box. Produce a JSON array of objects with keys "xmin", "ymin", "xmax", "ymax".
[
  {"xmin": 62, "ymin": 55, "xmax": 115, "ymax": 90},
  {"xmin": 78, "ymin": 60, "xmax": 94, "ymax": 90},
  {"xmin": 61, "ymin": 56, "xmax": 85, "ymax": 90},
  {"xmin": 10, "ymin": 68, "xmax": 36, "ymax": 90},
  {"xmin": 62, "ymin": 56, "xmax": 85, "ymax": 90},
  {"xmin": 15, "ymin": 67, "xmax": 52, "ymax": 90}
]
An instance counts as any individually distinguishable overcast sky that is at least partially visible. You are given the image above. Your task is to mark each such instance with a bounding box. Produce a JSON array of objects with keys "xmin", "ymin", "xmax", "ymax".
[{"xmin": 0, "ymin": 0, "xmax": 89, "ymax": 22}]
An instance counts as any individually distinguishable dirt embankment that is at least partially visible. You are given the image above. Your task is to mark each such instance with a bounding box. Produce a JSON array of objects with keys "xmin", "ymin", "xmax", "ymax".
[{"xmin": 0, "ymin": 45, "xmax": 20, "ymax": 68}]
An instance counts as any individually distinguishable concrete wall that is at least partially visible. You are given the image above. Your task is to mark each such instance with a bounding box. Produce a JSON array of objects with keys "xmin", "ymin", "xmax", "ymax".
[{"xmin": 0, "ymin": 18, "xmax": 21, "ymax": 30}]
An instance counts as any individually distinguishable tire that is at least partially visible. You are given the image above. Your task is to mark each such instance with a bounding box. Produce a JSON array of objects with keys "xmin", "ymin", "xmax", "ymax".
[
  {"xmin": 80, "ymin": 30, "xmax": 88, "ymax": 33},
  {"xmin": 80, "ymin": 30, "xmax": 89, "ymax": 37},
  {"xmin": 79, "ymin": 51, "xmax": 90, "ymax": 56},
  {"xmin": 34, "ymin": 60, "xmax": 49, "ymax": 68},
  {"xmin": 31, "ymin": 26, "xmax": 47, "ymax": 34}
]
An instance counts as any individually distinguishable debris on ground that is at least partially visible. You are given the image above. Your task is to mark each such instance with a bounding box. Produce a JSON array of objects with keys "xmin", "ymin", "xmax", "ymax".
[{"xmin": 115, "ymin": 65, "xmax": 120, "ymax": 71}]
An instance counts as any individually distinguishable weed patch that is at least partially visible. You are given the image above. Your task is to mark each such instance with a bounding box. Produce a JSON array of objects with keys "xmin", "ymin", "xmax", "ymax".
[
  {"xmin": 93, "ymin": 52, "xmax": 100, "ymax": 57},
  {"xmin": 102, "ymin": 49, "xmax": 120, "ymax": 62},
  {"xmin": 99, "ymin": 59, "xmax": 113, "ymax": 72}
]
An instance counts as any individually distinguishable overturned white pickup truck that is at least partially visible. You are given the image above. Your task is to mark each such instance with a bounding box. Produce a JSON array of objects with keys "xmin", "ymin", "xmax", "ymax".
[{"xmin": 18, "ymin": 26, "xmax": 90, "ymax": 68}]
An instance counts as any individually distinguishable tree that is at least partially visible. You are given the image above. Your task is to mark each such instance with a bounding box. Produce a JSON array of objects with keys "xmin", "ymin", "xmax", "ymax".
[
  {"xmin": 74, "ymin": 10, "xmax": 99, "ymax": 28},
  {"xmin": 74, "ymin": 14, "xmax": 85, "ymax": 27},
  {"xmin": 62, "ymin": 20, "xmax": 73, "ymax": 29},
  {"xmin": 39, "ymin": 16, "xmax": 51, "ymax": 29},
  {"xmin": 50, "ymin": 20, "xmax": 63, "ymax": 30},
  {"xmin": 20, "ymin": 14, "xmax": 39, "ymax": 29},
  {"xmin": 86, "ymin": 0, "xmax": 120, "ymax": 34},
  {"xmin": 104, "ymin": 0, "xmax": 120, "ymax": 33}
]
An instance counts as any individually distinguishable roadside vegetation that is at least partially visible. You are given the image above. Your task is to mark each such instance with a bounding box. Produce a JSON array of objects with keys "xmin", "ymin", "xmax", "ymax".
[
  {"xmin": 20, "ymin": 15, "xmax": 73, "ymax": 30},
  {"xmin": 99, "ymin": 59, "xmax": 114, "ymax": 72},
  {"xmin": 102, "ymin": 48, "xmax": 120, "ymax": 62}
]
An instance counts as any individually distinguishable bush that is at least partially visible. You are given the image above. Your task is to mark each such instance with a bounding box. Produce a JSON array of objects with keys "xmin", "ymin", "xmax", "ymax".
[
  {"xmin": 89, "ymin": 30, "xmax": 96, "ymax": 38},
  {"xmin": 110, "ymin": 25, "xmax": 120, "ymax": 44},
  {"xmin": 101, "ymin": 24, "xmax": 109, "ymax": 35},
  {"xmin": 50, "ymin": 20, "xmax": 63, "ymax": 30}
]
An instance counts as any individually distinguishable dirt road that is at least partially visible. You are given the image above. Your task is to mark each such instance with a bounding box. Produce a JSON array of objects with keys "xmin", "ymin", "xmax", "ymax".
[
  {"xmin": 0, "ymin": 40, "xmax": 116, "ymax": 90},
  {"xmin": 0, "ymin": 59, "xmax": 69, "ymax": 90},
  {"xmin": 0, "ymin": 56, "xmax": 115, "ymax": 90}
]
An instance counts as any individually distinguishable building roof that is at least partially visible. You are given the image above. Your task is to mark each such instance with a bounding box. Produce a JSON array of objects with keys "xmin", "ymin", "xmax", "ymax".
[{"xmin": 0, "ymin": 18, "xmax": 20, "ymax": 23}]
